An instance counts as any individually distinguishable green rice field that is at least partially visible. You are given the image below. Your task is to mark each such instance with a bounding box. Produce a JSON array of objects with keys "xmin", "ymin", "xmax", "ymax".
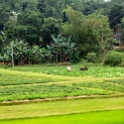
[{"xmin": 0, "ymin": 110, "xmax": 124, "ymax": 124}]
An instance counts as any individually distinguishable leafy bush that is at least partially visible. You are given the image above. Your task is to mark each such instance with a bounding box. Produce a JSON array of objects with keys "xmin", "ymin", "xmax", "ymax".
[
  {"xmin": 86, "ymin": 52, "xmax": 97, "ymax": 63},
  {"xmin": 119, "ymin": 57, "xmax": 124, "ymax": 67},
  {"xmin": 104, "ymin": 51, "xmax": 124, "ymax": 66}
]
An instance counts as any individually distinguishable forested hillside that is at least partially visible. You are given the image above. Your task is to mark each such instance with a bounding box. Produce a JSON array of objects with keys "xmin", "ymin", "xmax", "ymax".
[{"xmin": 0, "ymin": 0, "xmax": 124, "ymax": 66}]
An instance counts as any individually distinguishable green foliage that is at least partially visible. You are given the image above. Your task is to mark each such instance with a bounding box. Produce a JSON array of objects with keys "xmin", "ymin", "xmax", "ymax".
[
  {"xmin": 51, "ymin": 34, "xmax": 77, "ymax": 62},
  {"xmin": 0, "ymin": 3, "xmax": 10, "ymax": 31},
  {"xmin": 74, "ymin": 81, "xmax": 124, "ymax": 93},
  {"xmin": 0, "ymin": 31, "xmax": 8, "ymax": 52},
  {"xmin": 86, "ymin": 52, "xmax": 97, "ymax": 63},
  {"xmin": 108, "ymin": 4, "xmax": 124, "ymax": 29},
  {"xmin": 0, "ymin": 65, "xmax": 124, "ymax": 102},
  {"xmin": 0, "ymin": 83, "xmax": 110, "ymax": 102},
  {"xmin": 62, "ymin": 7, "xmax": 111, "ymax": 56},
  {"xmin": 121, "ymin": 17, "xmax": 124, "ymax": 42},
  {"xmin": 0, "ymin": 0, "xmax": 124, "ymax": 65},
  {"xmin": 0, "ymin": 73, "xmax": 56, "ymax": 86},
  {"xmin": 70, "ymin": 50, "xmax": 80, "ymax": 63},
  {"xmin": 17, "ymin": 10, "xmax": 44, "ymax": 45},
  {"xmin": 82, "ymin": 0, "xmax": 105, "ymax": 15},
  {"xmin": 12, "ymin": 64, "xmax": 124, "ymax": 78},
  {"xmin": 0, "ymin": 39, "xmax": 45, "ymax": 66},
  {"xmin": 104, "ymin": 51, "xmax": 124, "ymax": 66},
  {"xmin": 40, "ymin": 18, "xmax": 59, "ymax": 46}
]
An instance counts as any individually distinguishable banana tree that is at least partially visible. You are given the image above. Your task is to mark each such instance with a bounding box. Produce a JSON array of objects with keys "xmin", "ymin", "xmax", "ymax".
[
  {"xmin": 31, "ymin": 45, "xmax": 40, "ymax": 64},
  {"xmin": 46, "ymin": 45, "xmax": 55, "ymax": 62},
  {"xmin": 51, "ymin": 34, "xmax": 77, "ymax": 62},
  {"xmin": 27, "ymin": 45, "xmax": 41, "ymax": 64},
  {"xmin": 0, "ymin": 31, "xmax": 8, "ymax": 52},
  {"xmin": 0, "ymin": 53, "xmax": 9, "ymax": 66},
  {"xmin": 51, "ymin": 34, "xmax": 67, "ymax": 62},
  {"xmin": 27, "ymin": 47, "xmax": 34, "ymax": 64},
  {"xmin": 15, "ymin": 41, "xmax": 28, "ymax": 65},
  {"xmin": 63, "ymin": 39, "xmax": 77, "ymax": 61},
  {"xmin": 9, "ymin": 39, "xmax": 24, "ymax": 67}
]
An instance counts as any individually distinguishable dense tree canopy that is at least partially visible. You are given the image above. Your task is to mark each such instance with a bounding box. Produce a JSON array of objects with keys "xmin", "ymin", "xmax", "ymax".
[
  {"xmin": 0, "ymin": 0, "xmax": 124, "ymax": 65},
  {"xmin": 0, "ymin": 4, "xmax": 10, "ymax": 31},
  {"xmin": 108, "ymin": 4, "xmax": 124, "ymax": 29},
  {"xmin": 62, "ymin": 7, "xmax": 111, "ymax": 55}
]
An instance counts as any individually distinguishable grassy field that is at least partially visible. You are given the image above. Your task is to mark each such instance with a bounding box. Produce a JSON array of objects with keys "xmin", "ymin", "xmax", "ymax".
[
  {"xmin": 0, "ymin": 65, "xmax": 124, "ymax": 101},
  {"xmin": 0, "ymin": 97, "xmax": 124, "ymax": 120},
  {"xmin": 9, "ymin": 64, "xmax": 124, "ymax": 77},
  {"xmin": 0, "ymin": 64, "xmax": 124, "ymax": 123},
  {"xmin": 0, "ymin": 110, "xmax": 124, "ymax": 124}
]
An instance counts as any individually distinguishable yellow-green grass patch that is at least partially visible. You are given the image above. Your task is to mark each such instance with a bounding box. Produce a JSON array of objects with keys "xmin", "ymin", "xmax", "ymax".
[
  {"xmin": 0, "ymin": 97, "xmax": 124, "ymax": 120},
  {"xmin": 0, "ymin": 110, "xmax": 124, "ymax": 124}
]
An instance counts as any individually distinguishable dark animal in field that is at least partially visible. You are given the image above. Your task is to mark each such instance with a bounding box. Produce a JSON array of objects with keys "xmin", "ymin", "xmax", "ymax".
[{"xmin": 80, "ymin": 67, "xmax": 88, "ymax": 71}]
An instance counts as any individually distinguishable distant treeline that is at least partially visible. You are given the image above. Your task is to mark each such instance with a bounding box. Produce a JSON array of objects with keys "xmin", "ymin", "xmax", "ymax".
[{"xmin": 0, "ymin": 0, "xmax": 124, "ymax": 65}]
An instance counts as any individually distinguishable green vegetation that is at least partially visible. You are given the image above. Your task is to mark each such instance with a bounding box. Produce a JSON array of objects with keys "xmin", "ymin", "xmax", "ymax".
[
  {"xmin": 0, "ymin": 84, "xmax": 113, "ymax": 102},
  {"xmin": 0, "ymin": 72, "xmax": 56, "ymax": 86},
  {"xmin": 0, "ymin": 65, "xmax": 124, "ymax": 102},
  {"xmin": 104, "ymin": 51, "xmax": 124, "ymax": 66},
  {"xmin": 0, "ymin": 0, "xmax": 124, "ymax": 123},
  {"xmin": 86, "ymin": 52, "xmax": 97, "ymax": 63},
  {"xmin": 0, "ymin": 0, "xmax": 124, "ymax": 65},
  {"xmin": 10, "ymin": 65, "xmax": 124, "ymax": 77},
  {"xmin": 0, "ymin": 97, "xmax": 124, "ymax": 120},
  {"xmin": 0, "ymin": 110, "xmax": 124, "ymax": 124},
  {"xmin": 0, "ymin": 65, "xmax": 124, "ymax": 123}
]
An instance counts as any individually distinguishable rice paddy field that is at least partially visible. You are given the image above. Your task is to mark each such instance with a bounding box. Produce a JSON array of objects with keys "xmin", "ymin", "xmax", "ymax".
[{"xmin": 0, "ymin": 64, "xmax": 124, "ymax": 123}]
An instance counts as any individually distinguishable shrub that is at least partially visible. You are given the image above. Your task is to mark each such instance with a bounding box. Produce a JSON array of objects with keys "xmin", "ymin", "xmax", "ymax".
[
  {"xmin": 104, "ymin": 51, "xmax": 124, "ymax": 66},
  {"xmin": 86, "ymin": 52, "xmax": 97, "ymax": 63},
  {"xmin": 120, "ymin": 57, "xmax": 124, "ymax": 67}
]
